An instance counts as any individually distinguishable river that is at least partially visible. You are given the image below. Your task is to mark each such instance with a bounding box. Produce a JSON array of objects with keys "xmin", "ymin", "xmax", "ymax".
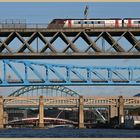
[{"xmin": 0, "ymin": 128, "xmax": 140, "ymax": 138}]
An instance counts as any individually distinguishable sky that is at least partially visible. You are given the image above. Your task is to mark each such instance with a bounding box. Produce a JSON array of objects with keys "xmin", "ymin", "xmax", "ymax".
[{"xmin": 1, "ymin": 2, "xmax": 140, "ymax": 97}]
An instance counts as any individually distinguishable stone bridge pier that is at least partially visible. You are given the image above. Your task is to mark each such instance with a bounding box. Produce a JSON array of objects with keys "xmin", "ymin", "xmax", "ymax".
[
  {"xmin": 39, "ymin": 95, "xmax": 44, "ymax": 128},
  {"xmin": 78, "ymin": 96, "xmax": 85, "ymax": 129},
  {"xmin": 109, "ymin": 96, "xmax": 124, "ymax": 126},
  {"xmin": 0, "ymin": 96, "xmax": 4, "ymax": 128},
  {"xmin": 118, "ymin": 96, "xmax": 124, "ymax": 125}
]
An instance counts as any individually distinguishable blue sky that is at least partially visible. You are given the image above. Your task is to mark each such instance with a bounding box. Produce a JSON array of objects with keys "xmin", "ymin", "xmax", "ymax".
[
  {"xmin": 0, "ymin": 2, "xmax": 140, "ymax": 23},
  {"xmin": 1, "ymin": 2, "xmax": 140, "ymax": 97}
]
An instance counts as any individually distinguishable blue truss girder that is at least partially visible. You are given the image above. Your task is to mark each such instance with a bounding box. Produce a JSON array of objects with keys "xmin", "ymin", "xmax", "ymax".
[{"xmin": 1, "ymin": 60, "xmax": 140, "ymax": 86}]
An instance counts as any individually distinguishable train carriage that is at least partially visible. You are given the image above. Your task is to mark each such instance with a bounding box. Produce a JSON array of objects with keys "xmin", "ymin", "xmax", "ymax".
[
  {"xmin": 47, "ymin": 18, "xmax": 140, "ymax": 29},
  {"xmin": 64, "ymin": 19, "xmax": 122, "ymax": 28},
  {"xmin": 123, "ymin": 18, "xmax": 140, "ymax": 27}
]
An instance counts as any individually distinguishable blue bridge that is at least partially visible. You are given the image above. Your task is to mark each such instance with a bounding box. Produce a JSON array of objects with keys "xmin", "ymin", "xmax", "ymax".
[{"xmin": 0, "ymin": 60, "xmax": 140, "ymax": 86}]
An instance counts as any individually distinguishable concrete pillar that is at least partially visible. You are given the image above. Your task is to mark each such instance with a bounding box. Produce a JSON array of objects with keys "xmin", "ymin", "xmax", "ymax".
[
  {"xmin": 78, "ymin": 96, "xmax": 84, "ymax": 128},
  {"xmin": 118, "ymin": 96, "xmax": 124, "ymax": 125},
  {"xmin": 39, "ymin": 95, "xmax": 44, "ymax": 128},
  {"xmin": 3, "ymin": 112, "xmax": 8, "ymax": 125},
  {"xmin": 0, "ymin": 96, "xmax": 4, "ymax": 128},
  {"xmin": 109, "ymin": 105, "xmax": 118, "ymax": 119}
]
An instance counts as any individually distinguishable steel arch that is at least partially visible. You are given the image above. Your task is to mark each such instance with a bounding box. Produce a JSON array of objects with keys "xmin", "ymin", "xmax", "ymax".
[{"xmin": 9, "ymin": 86, "xmax": 79, "ymax": 97}]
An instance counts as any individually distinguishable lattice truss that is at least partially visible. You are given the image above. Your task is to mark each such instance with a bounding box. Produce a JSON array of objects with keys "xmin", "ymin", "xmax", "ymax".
[
  {"xmin": 0, "ymin": 31, "xmax": 140, "ymax": 55},
  {"xmin": 1, "ymin": 60, "xmax": 140, "ymax": 86}
]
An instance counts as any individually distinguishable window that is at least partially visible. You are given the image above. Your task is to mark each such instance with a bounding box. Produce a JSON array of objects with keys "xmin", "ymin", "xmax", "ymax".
[
  {"xmin": 74, "ymin": 21, "xmax": 80, "ymax": 24},
  {"xmin": 97, "ymin": 21, "xmax": 104, "ymax": 24},
  {"xmin": 134, "ymin": 21, "xmax": 140, "ymax": 24},
  {"xmin": 87, "ymin": 21, "xmax": 91, "ymax": 24}
]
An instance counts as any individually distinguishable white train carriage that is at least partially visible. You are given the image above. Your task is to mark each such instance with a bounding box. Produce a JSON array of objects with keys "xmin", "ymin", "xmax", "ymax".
[
  {"xmin": 123, "ymin": 19, "xmax": 140, "ymax": 27},
  {"xmin": 64, "ymin": 19, "xmax": 122, "ymax": 28},
  {"xmin": 48, "ymin": 18, "xmax": 140, "ymax": 29}
]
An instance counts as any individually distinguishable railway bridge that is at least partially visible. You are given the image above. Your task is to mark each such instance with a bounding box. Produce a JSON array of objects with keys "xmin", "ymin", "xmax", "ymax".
[
  {"xmin": 0, "ymin": 95, "xmax": 140, "ymax": 128},
  {"xmin": 0, "ymin": 24, "xmax": 140, "ymax": 59},
  {"xmin": 0, "ymin": 23, "xmax": 140, "ymax": 129}
]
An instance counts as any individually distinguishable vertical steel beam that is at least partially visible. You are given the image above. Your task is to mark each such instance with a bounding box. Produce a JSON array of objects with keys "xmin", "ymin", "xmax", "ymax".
[
  {"xmin": 39, "ymin": 95, "xmax": 44, "ymax": 128},
  {"xmin": 78, "ymin": 96, "xmax": 85, "ymax": 128},
  {"xmin": 3, "ymin": 61, "xmax": 7, "ymax": 84}
]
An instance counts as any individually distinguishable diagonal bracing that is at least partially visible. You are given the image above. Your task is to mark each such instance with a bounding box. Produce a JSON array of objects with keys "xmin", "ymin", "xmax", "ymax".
[
  {"xmin": 0, "ymin": 60, "xmax": 140, "ymax": 86},
  {"xmin": 0, "ymin": 28, "xmax": 140, "ymax": 58}
]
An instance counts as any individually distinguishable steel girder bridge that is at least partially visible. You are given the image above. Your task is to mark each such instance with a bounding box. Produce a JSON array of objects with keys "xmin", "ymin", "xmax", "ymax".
[
  {"xmin": 1, "ymin": 25, "xmax": 140, "ymax": 59},
  {"xmin": 1, "ymin": 59, "xmax": 140, "ymax": 86}
]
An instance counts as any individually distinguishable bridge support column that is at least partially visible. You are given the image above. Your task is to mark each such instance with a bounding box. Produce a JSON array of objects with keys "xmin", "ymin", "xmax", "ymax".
[
  {"xmin": 109, "ymin": 105, "xmax": 118, "ymax": 120},
  {"xmin": 78, "ymin": 96, "xmax": 84, "ymax": 129},
  {"xmin": 0, "ymin": 96, "xmax": 4, "ymax": 128},
  {"xmin": 118, "ymin": 96, "xmax": 124, "ymax": 126},
  {"xmin": 39, "ymin": 96, "xmax": 44, "ymax": 128}
]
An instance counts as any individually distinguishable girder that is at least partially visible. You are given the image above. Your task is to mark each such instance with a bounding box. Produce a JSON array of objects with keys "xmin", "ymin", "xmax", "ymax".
[
  {"xmin": 3, "ymin": 96, "xmax": 140, "ymax": 108},
  {"xmin": 9, "ymin": 86, "xmax": 79, "ymax": 97},
  {"xmin": 0, "ymin": 28, "xmax": 140, "ymax": 58},
  {"xmin": 1, "ymin": 60, "xmax": 140, "ymax": 86}
]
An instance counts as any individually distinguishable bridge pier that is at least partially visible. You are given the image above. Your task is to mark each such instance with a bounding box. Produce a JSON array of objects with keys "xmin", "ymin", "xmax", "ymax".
[
  {"xmin": 78, "ymin": 96, "xmax": 85, "ymax": 129},
  {"xmin": 39, "ymin": 96, "xmax": 44, "ymax": 128},
  {"xmin": 118, "ymin": 96, "xmax": 124, "ymax": 126},
  {"xmin": 108, "ymin": 105, "xmax": 118, "ymax": 121},
  {"xmin": 0, "ymin": 96, "xmax": 4, "ymax": 128}
]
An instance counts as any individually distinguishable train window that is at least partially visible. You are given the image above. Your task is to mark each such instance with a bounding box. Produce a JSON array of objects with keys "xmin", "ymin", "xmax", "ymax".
[
  {"xmin": 85, "ymin": 21, "xmax": 87, "ymax": 24},
  {"xmin": 134, "ymin": 21, "xmax": 140, "ymax": 24},
  {"xmin": 91, "ymin": 21, "xmax": 94, "ymax": 24},
  {"xmin": 97, "ymin": 21, "xmax": 104, "ymax": 24},
  {"xmin": 87, "ymin": 21, "xmax": 91, "ymax": 24},
  {"xmin": 74, "ymin": 21, "xmax": 79, "ymax": 24},
  {"xmin": 134, "ymin": 21, "xmax": 138, "ymax": 24}
]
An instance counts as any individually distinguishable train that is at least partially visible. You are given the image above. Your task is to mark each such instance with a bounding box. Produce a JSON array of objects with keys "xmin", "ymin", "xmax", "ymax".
[{"xmin": 48, "ymin": 18, "xmax": 140, "ymax": 28}]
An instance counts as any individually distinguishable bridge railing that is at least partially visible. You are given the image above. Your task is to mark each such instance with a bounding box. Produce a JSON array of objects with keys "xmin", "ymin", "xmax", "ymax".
[{"xmin": 0, "ymin": 23, "xmax": 140, "ymax": 29}]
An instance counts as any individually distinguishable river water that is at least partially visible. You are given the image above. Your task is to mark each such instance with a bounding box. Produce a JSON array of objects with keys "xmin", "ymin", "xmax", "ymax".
[{"xmin": 0, "ymin": 128, "xmax": 140, "ymax": 138}]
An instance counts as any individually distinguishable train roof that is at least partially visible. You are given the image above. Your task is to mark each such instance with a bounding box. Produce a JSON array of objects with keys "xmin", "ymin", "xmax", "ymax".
[
  {"xmin": 123, "ymin": 18, "xmax": 140, "ymax": 19},
  {"xmin": 52, "ymin": 18, "xmax": 122, "ymax": 20},
  {"xmin": 51, "ymin": 18, "xmax": 140, "ymax": 21}
]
